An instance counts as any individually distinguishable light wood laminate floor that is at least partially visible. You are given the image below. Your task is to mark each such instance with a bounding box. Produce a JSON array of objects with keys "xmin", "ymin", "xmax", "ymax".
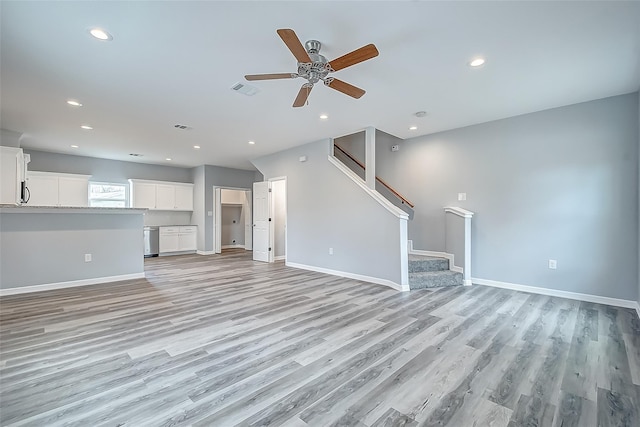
[{"xmin": 1, "ymin": 249, "xmax": 639, "ymax": 426}]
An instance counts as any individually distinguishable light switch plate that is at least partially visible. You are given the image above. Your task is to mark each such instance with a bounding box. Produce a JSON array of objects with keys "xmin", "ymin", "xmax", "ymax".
[
  {"xmin": 458, "ymin": 193, "xmax": 467, "ymax": 201},
  {"xmin": 548, "ymin": 259, "xmax": 557, "ymax": 269}
]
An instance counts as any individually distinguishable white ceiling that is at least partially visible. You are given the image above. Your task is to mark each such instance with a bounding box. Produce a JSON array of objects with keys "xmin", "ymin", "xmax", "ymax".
[{"xmin": 1, "ymin": 1, "xmax": 639, "ymax": 170}]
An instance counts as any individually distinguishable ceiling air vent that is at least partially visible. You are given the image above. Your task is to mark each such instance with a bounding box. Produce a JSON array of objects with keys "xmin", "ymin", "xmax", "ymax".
[
  {"xmin": 231, "ymin": 82, "xmax": 259, "ymax": 96},
  {"xmin": 174, "ymin": 124, "xmax": 192, "ymax": 130},
  {"xmin": 129, "ymin": 153, "xmax": 143, "ymax": 157}
]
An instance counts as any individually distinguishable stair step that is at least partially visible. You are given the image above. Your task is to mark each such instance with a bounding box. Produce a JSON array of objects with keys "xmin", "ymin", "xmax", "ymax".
[
  {"xmin": 408, "ymin": 255, "xmax": 449, "ymax": 273},
  {"xmin": 409, "ymin": 270, "xmax": 463, "ymax": 289}
]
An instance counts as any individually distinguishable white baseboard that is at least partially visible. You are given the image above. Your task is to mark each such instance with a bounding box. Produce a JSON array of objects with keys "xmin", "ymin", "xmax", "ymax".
[
  {"xmin": 408, "ymin": 241, "xmax": 463, "ymax": 274},
  {"xmin": 274, "ymin": 255, "xmax": 285, "ymax": 261},
  {"xmin": 0, "ymin": 273, "xmax": 146, "ymax": 296},
  {"xmin": 196, "ymin": 250, "xmax": 215, "ymax": 255},
  {"xmin": 221, "ymin": 245, "xmax": 245, "ymax": 249},
  {"xmin": 472, "ymin": 277, "xmax": 639, "ymax": 311},
  {"xmin": 635, "ymin": 301, "xmax": 640, "ymax": 320},
  {"xmin": 463, "ymin": 279, "xmax": 473, "ymax": 287},
  {"xmin": 286, "ymin": 262, "xmax": 409, "ymax": 292}
]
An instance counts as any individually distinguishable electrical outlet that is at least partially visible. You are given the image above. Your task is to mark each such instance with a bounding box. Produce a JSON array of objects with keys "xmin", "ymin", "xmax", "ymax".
[
  {"xmin": 85, "ymin": 254, "xmax": 92, "ymax": 262},
  {"xmin": 328, "ymin": 247, "xmax": 333, "ymax": 255},
  {"xmin": 458, "ymin": 193, "xmax": 467, "ymax": 201},
  {"xmin": 548, "ymin": 259, "xmax": 557, "ymax": 269},
  {"xmin": 391, "ymin": 145, "xmax": 399, "ymax": 152}
]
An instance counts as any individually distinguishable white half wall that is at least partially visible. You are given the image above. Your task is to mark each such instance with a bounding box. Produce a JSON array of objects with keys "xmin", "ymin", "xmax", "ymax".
[{"xmin": 252, "ymin": 139, "xmax": 407, "ymax": 288}]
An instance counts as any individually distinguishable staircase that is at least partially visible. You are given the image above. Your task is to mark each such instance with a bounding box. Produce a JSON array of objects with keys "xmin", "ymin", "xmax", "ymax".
[{"xmin": 408, "ymin": 254, "xmax": 463, "ymax": 289}]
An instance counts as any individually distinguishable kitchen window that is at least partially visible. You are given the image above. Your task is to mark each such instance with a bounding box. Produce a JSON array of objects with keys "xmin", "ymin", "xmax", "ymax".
[{"xmin": 88, "ymin": 182, "xmax": 128, "ymax": 207}]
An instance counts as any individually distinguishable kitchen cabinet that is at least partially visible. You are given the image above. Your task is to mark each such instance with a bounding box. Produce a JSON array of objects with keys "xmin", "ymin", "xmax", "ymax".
[
  {"xmin": 131, "ymin": 182, "xmax": 156, "ymax": 209},
  {"xmin": 129, "ymin": 179, "xmax": 194, "ymax": 211},
  {"xmin": 159, "ymin": 226, "xmax": 197, "ymax": 254},
  {"xmin": 26, "ymin": 172, "xmax": 89, "ymax": 207}
]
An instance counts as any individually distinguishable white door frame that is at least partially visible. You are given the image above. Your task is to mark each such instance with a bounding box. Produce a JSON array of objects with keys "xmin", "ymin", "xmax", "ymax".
[
  {"xmin": 213, "ymin": 186, "xmax": 252, "ymax": 254},
  {"xmin": 269, "ymin": 176, "xmax": 287, "ymax": 262}
]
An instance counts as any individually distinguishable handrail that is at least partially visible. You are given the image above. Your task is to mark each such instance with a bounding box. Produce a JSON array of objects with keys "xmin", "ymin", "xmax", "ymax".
[{"xmin": 334, "ymin": 143, "xmax": 415, "ymax": 208}]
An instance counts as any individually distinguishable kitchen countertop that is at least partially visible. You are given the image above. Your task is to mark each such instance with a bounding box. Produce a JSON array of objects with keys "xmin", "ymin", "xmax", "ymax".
[{"xmin": 0, "ymin": 205, "xmax": 148, "ymax": 214}]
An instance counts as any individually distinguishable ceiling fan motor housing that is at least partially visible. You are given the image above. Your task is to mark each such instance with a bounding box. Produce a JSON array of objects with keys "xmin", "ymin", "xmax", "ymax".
[{"xmin": 298, "ymin": 40, "xmax": 331, "ymax": 84}]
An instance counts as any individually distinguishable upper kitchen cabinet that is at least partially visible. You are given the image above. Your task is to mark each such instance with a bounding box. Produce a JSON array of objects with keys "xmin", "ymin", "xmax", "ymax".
[
  {"xmin": 129, "ymin": 179, "xmax": 194, "ymax": 211},
  {"xmin": 25, "ymin": 172, "xmax": 90, "ymax": 207}
]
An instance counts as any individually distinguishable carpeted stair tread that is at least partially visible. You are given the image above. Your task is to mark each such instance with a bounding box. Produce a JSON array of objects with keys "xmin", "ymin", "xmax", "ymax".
[
  {"xmin": 409, "ymin": 270, "xmax": 463, "ymax": 289},
  {"xmin": 408, "ymin": 255, "xmax": 449, "ymax": 273}
]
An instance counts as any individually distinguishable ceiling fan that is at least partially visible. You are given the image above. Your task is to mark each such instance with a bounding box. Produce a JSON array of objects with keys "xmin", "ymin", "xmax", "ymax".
[{"xmin": 245, "ymin": 29, "xmax": 379, "ymax": 107}]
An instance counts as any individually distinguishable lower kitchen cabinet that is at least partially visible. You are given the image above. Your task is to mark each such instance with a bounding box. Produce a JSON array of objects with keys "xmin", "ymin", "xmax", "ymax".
[{"xmin": 159, "ymin": 226, "xmax": 197, "ymax": 254}]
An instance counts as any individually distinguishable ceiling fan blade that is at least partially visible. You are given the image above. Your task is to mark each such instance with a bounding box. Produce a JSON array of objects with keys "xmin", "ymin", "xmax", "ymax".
[
  {"xmin": 328, "ymin": 44, "xmax": 379, "ymax": 72},
  {"xmin": 293, "ymin": 84, "xmax": 313, "ymax": 108},
  {"xmin": 277, "ymin": 29, "xmax": 311, "ymax": 63},
  {"xmin": 245, "ymin": 73, "xmax": 296, "ymax": 81},
  {"xmin": 326, "ymin": 78, "xmax": 366, "ymax": 99}
]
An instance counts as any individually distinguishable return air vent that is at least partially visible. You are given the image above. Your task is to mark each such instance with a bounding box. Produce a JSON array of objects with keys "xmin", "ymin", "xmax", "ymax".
[
  {"xmin": 231, "ymin": 82, "xmax": 259, "ymax": 96},
  {"xmin": 129, "ymin": 153, "xmax": 143, "ymax": 157}
]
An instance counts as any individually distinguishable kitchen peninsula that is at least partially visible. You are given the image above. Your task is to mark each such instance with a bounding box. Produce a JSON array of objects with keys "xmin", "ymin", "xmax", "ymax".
[{"xmin": 0, "ymin": 205, "xmax": 146, "ymax": 295}]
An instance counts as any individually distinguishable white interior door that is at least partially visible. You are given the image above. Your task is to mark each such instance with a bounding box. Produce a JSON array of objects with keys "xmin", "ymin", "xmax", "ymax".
[
  {"xmin": 244, "ymin": 190, "xmax": 252, "ymax": 250},
  {"xmin": 253, "ymin": 181, "xmax": 271, "ymax": 262},
  {"xmin": 214, "ymin": 187, "xmax": 221, "ymax": 254}
]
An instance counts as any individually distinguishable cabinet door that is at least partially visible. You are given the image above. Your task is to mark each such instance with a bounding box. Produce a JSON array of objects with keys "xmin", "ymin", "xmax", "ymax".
[
  {"xmin": 155, "ymin": 184, "xmax": 175, "ymax": 210},
  {"xmin": 132, "ymin": 183, "xmax": 156, "ymax": 209},
  {"xmin": 159, "ymin": 231, "xmax": 180, "ymax": 253},
  {"xmin": 178, "ymin": 227, "xmax": 197, "ymax": 251},
  {"xmin": 26, "ymin": 174, "xmax": 59, "ymax": 206},
  {"xmin": 0, "ymin": 148, "xmax": 20, "ymax": 205},
  {"xmin": 174, "ymin": 185, "xmax": 193, "ymax": 211},
  {"xmin": 58, "ymin": 177, "xmax": 89, "ymax": 207}
]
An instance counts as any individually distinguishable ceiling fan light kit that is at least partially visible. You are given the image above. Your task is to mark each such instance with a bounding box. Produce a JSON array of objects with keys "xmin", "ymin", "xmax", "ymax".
[{"xmin": 245, "ymin": 28, "xmax": 379, "ymax": 107}]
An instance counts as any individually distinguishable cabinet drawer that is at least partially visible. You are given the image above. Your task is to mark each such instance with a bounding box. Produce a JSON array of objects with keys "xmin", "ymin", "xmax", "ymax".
[
  {"xmin": 179, "ymin": 226, "xmax": 197, "ymax": 234},
  {"xmin": 160, "ymin": 227, "xmax": 180, "ymax": 234}
]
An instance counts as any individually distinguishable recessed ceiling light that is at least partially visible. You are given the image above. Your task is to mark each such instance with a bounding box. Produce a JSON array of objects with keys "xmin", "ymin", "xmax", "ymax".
[
  {"xmin": 248, "ymin": 141, "xmax": 255, "ymax": 145},
  {"xmin": 414, "ymin": 111, "xmax": 427, "ymax": 118},
  {"xmin": 319, "ymin": 114, "xmax": 328, "ymax": 120},
  {"xmin": 165, "ymin": 158, "xmax": 172, "ymax": 161},
  {"xmin": 193, "ymin": 145, "xmax": 201, "ymax": 149},
  {"xmin": 80, "ymin": 125, "xmax": 93, "ymax": 130},
  {"xmin": 469, "ymin": 58, "xmax": 486, "ymax": 67},
  {"xmin": 70, "ymin": 145, "xmax": 79, "ymax": 148},
  {"xmin": 409, "ymin": 126, "xmax": 417, "ymax": 130},
  {"xmin": 89, "ymin": 28, "xmax": 113, "ymax": 41},
  {"xmin": 67, "ymin": 100, "xmax": 82, "ymax": 107}
]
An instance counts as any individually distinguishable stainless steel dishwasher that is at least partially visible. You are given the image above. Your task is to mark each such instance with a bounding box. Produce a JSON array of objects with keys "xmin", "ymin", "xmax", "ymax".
[{"xmin": 143, "ymin": 226, "xmax": 159, "ymax": 257}]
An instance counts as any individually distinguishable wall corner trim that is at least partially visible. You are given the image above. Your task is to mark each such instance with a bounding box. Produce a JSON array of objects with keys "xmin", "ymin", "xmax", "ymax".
[
  {"xmin": 472, "ymin": 277, "xmax": 640, "ymax": 312},
  {"xmin": 444, "ymin": 206, "xmax": 475, "ymax": 218},
  {"xmin": 286, "ymin": 261, "xmax": 409, "ymax": 292},
  {"xmin": 0, "ymin": 273, "xmax": 146, "ymax": 296}
]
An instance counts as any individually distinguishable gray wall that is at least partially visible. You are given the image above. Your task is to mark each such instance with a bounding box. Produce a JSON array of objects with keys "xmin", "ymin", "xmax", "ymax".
[
  {"xmin": 203, "ymin": 165, "xmax": 258, "ymax": 252},
  {"xmin": 638, "ymin": 92, "xmax": 640, "ymax": 307},
  {"xmin": 1, "ymin": 211, "xmax": 144, "ymax": 289},
  {"xmin": 252, "ymin": 139, "xmax": 404, "ymax": 285},
  {"xmin": 377, "ymin": 93, "xmax": 639, "ymax": 300},
  {"xmin": 191, "ymin": 166, "xmax": 206, "ymax": 251},
  {"xmin": 445, "ymin": 213, "xmax": 465, "ymax": 271},
  {"xmin": 334, "ymin": 131, "xmax": 366, "ymax": 179},
  {"xmin": 221, "ymin": 205, "xmax": 244, "ymax": 246},
  {"xmin": 272, "ymin": 179, "xmax": 286, "ymax": 258},
  {"xmin": 24, "ymin": 150, "xmax": 193, "ymax": 183}
]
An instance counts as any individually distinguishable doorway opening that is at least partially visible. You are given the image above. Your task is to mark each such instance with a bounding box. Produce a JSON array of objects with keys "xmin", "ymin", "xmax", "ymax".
[
  {"xmin": 213, "ymin": 187, "xmax": 252, "ymax": 254},
  {"xmin": 252, "ymin": 177, "xmax": 287, "ymax": 263}
]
